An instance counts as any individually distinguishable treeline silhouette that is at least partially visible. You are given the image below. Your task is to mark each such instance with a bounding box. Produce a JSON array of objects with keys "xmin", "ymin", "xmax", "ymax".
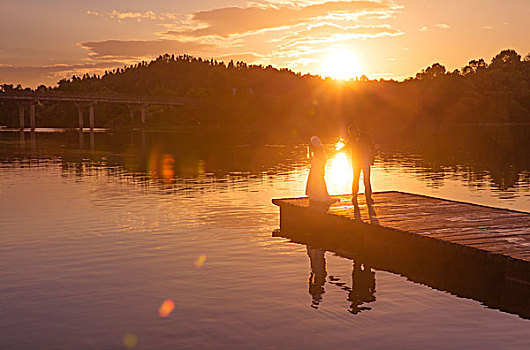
[{"xmin": 1, "ymin": 49, "xmax": 529, "ymax": 143}]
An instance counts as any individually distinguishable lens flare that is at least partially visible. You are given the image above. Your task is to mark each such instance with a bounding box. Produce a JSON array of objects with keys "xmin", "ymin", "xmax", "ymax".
[
  {"xmin": 158, "ymin": 299, "xmax": 175, "ymax": 317},
  {"xmin": 161, "ymin": 154, "xmax": 175, "ymax": 184},
  {"xmin": 195, "ymin": 254, "xmax": 207, "ymax": 268},
  {"xmin": 123, "ymin": 334, "xmax": 138, "ymax": 348}
]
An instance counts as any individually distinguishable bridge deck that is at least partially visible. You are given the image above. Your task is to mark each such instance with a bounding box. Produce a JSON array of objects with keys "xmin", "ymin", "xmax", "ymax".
[
  {"xmin": 0, "ymin": 93, "xmax": 187, "ymax": 106},
  {"xmin": 273, "ymin": 191, "xmax": 530, "ymax": 263}
]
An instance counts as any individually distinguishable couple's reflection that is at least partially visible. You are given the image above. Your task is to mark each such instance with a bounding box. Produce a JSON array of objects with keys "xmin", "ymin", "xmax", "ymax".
[
  {"xmin": 347, "ymin": 261, "xmax": 376, "ymax": 314},
  {"xmin": 307, "ymin": 246, "xmax": 376, "ymax": 314},
  {"xmin": 307, "ymin": 247, "xmax": 327, "ymax": 309}
]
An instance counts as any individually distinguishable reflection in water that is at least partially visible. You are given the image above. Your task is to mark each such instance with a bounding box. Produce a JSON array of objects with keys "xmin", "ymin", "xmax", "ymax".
[
  {"xmin": 1, "ymin": 129, "xmax": 528, "ymax": 198},
  {"xmin": 90, "ymin": 131, "xmax": 95, "ymax": 151},
  {"xmin": 0, "ymin": 130, "xmax": 528, "ymax": 210},
  {"xmin": 347, "ymin": 261, "xmax": 376, "ymax": 315},
  {"xmin": 141, "ymin": 129, "xmax": 146, "ymax": 154},
  {"xmin": 19, "ymin": 130, "xmax": 25, "ymax": 147},
  {"xmin": 307, "ymin": 245, "xmax": 377, "ymax": 314},
  {"xmin": 278, "ymin": 205, "xmax": 530, "ymax": 320},
  {"xmin": 30, "ymin": 131, "xmax": 36, "ymax": 152},
  {"xmin": 1, "ymin": 130, "xmax": 529, "ymax": 349},
  {"xmin": 307, "ymin": 247, "xmax": 327, "ymax": 309}
]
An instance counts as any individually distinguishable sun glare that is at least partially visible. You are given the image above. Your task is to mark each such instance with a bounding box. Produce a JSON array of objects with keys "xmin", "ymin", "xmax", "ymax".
[
  {"xmin": 326, "ymin": 151, "xmax": 353, "ymax": 195},
  {"xmin": 321, "ymin": 49, "xmax": 362, "ymax": 80}
]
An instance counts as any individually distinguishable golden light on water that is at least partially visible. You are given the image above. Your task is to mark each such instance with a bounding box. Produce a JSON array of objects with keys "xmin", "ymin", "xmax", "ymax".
[
  {"xmin": 321, "ymin": 49, "xmax": 362, "ymax": 80},
  {"xmin": 158, "ymin": 299, "xmax": 175, "ymax": 317}
]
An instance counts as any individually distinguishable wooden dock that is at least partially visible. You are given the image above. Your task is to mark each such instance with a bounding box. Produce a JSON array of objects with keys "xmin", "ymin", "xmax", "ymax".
[{"xmin": 272, "ymin": 191, "xmax": 530, "ymax": 319}]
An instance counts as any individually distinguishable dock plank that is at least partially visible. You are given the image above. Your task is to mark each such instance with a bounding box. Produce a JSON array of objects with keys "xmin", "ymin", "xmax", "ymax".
[{"xmin": 273, "ymin": 191, "xmax": 530, "ymax": 263}]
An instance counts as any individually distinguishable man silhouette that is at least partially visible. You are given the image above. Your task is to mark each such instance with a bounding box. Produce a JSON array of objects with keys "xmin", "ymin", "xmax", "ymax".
[{"xmin": 346, "ymin": 125, "xmax": 375, "ymax": 206}]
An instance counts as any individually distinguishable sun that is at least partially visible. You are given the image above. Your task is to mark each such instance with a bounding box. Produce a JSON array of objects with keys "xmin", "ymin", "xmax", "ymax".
[{"xmin": 321, "ymin": 49, "xmax": 362, "ymax": 80}]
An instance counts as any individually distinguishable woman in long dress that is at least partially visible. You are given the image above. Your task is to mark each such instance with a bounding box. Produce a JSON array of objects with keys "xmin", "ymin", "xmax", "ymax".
[{"xmin": 305, "ymin": 136, "xmax": 335, "ymax": 203}]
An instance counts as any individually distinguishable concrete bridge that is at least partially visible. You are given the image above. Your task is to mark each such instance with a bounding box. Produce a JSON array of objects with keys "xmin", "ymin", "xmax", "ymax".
[{"xmin": 0, "ymin": 92, "xmax": 189, "ymax": 131}]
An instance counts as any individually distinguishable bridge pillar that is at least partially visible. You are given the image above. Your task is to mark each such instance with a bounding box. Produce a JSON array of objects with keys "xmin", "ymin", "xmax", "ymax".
[
  {"xmin": 30, "ymin": 102, "xmax": 36, "ymax": 131},
  {"xmin": 78, "ymin": 105, "xmax": 84, "ymax": 132},
  {"xmin": 89, "ymin": 103, "xmax": 95, "ymax": 132},
  {"xmin": 19, "ymin": 105, "xmax": 25, "ymax": 131}
]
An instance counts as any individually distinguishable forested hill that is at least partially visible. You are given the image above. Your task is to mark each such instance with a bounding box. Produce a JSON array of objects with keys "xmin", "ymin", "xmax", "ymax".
[{"xmin": 1, "ymin": 49, "xmax": 529, "ymax": 143}]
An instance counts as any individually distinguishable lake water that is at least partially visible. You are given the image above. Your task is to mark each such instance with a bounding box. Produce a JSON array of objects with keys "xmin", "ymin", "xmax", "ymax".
[{"xmin": 0, "ymin": 130, "xmax": 529, "ymax": 349}]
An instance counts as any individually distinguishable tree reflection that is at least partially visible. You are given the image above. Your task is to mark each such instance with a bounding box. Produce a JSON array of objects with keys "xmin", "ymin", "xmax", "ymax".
[{"xmin": 0, "ymin": 128, "xmax": 528, "ymax": 197}]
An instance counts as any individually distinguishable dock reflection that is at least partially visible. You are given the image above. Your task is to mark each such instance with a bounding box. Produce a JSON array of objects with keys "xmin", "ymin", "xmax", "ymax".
[{"xmin": 275, "ymin": 214, "xmax": 530, "ymax": 319}]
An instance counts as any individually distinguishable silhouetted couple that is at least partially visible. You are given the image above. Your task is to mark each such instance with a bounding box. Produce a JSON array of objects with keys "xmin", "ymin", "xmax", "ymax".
[{"xmin": 306, "ymin": 126, "xmax": 375, "ymax": 205}]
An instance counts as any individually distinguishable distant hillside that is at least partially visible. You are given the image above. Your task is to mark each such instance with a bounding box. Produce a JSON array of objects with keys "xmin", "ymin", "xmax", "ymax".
[{"xmin": 1, "ymin": 49, "xmax": 529, "ymax": 143}]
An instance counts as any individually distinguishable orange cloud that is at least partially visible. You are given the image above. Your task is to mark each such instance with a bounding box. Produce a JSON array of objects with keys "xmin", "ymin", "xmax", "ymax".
[
  {"xmin": 418, "ymin": 23, "xmax": 450, "ymax": 32},
  {"xmin": 215, "ymin": 52, "xmax": 264, "ymax": 62},
  {"xmin": 288, "ymin": 23, "xmax": 402, "ymax": 40},
  {"xmin": 80, "ymin": 39, "xmax": 213, "ymax": 60},
  {"xmin": 168, "ymin": 1, "xmax": 396, "ymax": 37},
  {"xmin": 86, "ymin": 9, "xmax": 182, "ymax": 22}
]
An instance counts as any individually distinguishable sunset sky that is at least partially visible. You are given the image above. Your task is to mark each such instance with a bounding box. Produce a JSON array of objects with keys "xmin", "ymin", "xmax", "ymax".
[{"xmin": 1, "ymin": 0, "xmax": 528, "ymax": 87}]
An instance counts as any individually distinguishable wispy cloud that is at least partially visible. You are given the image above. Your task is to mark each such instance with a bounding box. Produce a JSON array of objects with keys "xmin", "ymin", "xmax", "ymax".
[
  {"xmin": 419, "ymin": 23, "xmax": 450, "ymax": 31},
  {"xmin": 279, "ymin": 23, "xmax": 402, "ymax": 44},
  {"xmin": 168, "ymin": 1, "xmax": 398, "ymax": 37},
  {"xmin": 79, "ymin": 39, "xmax": 213, "ymax": 60},
  {"xmin": 86, "ymin": 9, "xmax": 182, "ymax": 22},
  {"xmin": 215, "ymin": 52, "xmax": 264, "ymax": 62}
]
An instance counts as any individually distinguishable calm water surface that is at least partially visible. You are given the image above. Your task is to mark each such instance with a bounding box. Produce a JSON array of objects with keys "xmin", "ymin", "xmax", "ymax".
[{"xmin": 0, "ymin": 131, "xmax": 529, "ymax": 349}]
